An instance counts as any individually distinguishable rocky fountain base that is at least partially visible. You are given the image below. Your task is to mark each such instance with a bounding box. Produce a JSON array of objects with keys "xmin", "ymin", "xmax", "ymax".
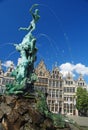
[{"xmin": 0, "ymin": 94, "xmax": 73, "ymax": 130}]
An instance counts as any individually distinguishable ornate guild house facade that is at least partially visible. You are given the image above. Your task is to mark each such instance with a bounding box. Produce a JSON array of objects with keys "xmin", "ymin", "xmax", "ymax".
[
  {"xmin": 0, "ymin": 61, "xmax": 14, "ymax": 93},
  {"xmin": 34, "ymin": 60, "xmax": 87, "ymax": 116},
  {"xmin": 0, "ymin": 60, "xmax": 87, "ymax": 116}
]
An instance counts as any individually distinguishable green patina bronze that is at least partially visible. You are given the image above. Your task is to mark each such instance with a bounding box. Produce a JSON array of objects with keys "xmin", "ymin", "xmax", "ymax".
[{"xmin": 5, "ymin": 4, "xmax": 40, "ymax": 95}]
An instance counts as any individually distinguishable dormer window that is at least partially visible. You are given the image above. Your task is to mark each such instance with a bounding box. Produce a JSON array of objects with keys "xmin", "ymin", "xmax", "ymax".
[{"xmin": 40, "ymin": 71, "xmax": 43, "ymax": 76}]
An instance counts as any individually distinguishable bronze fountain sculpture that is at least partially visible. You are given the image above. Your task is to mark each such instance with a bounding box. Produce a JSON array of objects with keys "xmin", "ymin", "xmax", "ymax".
[{"xmin": 5, "ymin": 4, "xmax": 40, "ymax": 95}]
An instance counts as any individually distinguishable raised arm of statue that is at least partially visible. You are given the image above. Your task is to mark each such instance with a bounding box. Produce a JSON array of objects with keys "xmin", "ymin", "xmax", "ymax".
[
  {"xmin": 30, "ymin": 4, "xmax": 40, "ymax": 23},
  {"xmin": 19, "ymin": 4, "xmax": 40, "ymax": 33}
]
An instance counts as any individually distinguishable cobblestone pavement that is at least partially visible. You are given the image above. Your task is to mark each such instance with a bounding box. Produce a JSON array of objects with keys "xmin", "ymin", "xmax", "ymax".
[{"xmin": 67, "ymin": 115, "xmax": 88, "ymax": 127}]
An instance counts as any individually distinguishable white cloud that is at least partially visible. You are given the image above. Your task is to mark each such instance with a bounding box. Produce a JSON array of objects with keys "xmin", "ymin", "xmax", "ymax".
[
  {"xmin": 74, "ymin": 63, "xmax": 88, "ymax": 75},
  {"xmin": 60, "ymin": 62, "xmax": 74, "ymax": 72},
  {"xmin": 59, "ymin": 62, "xmax": 75, "ymax": 77},
  {"xmin": 59, "ymin": 62, "xmax": 88, "ymax": 77},
  {"xmin": 2, "ymin": 60, "xmax": 14, "ymax": 68}
]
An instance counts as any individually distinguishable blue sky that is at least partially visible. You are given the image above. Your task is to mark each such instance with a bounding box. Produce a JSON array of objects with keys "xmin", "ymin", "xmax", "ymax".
[{"xmin": 0, "ymin": 0, "xmax": 88, "ymax": 83}]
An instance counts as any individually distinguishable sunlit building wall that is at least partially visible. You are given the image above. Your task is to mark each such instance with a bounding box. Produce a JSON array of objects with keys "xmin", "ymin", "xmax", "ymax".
[
  {"xmin": 35, "ymin": 60, "xmax": 87, "ymax": 115},
  {"xmin": 0, "ymin": 61, "xmax": 14, "ymax": 93},
  {"xmin": 0, "ymin": 60, "xmax": 87, "ymax": 116}
]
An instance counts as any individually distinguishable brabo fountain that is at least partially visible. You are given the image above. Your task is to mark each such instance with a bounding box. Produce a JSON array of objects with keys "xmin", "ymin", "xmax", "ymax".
[
  {"xmin": 5, "ymin": 4, "xmax": 39, "ymax": 95},
  {"xmin": 0, "ymin": 4, "xmax": 80, "ymax": 130}
]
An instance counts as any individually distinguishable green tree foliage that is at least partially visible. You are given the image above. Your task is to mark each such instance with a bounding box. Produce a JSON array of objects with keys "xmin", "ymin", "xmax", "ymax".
[
  {"xmin": 76, "ymin": 87, "xmax": 88, "ymax": 116},
  {"xmin": 36, "ymin": 90, "xmax": 65, "ymax": 128}
]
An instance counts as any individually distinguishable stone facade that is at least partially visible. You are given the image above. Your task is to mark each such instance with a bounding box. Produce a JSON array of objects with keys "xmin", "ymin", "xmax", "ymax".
[
  {"xmin": 34, "ymin": 60, "xmax": 50, "ymax": 94},
  {"xmin": 34, "ymin": 60, "xmax": 87, "ymax": 116},
  {"xmin": 0, "ymin": 61, "xmax": 14, "ymax": 93},
  {"xmin": 47, "ymin": 66, "xmax": 64, "ymax": 114},
  {"xmin": 0, "ymin": 60, "xmax": 87, "ymax": 116}
]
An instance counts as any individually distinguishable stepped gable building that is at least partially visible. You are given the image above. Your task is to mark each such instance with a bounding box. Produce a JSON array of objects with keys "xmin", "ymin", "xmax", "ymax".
[
  {"xmin": 0, "ymin": 59, "xmax": 87, "ymax": 115},
  {"xmin": 34, "ymin": 60, "xmax": 88, "ymax": 115},
  {"xmin": 0, "ymin": 61, "xmax": 14, "ymax": 93},
  {"xmin": 34, "ymin": 60, "xmax": 50, "ymax": 94},
  {"xmin": 35, "ymin": 60, "xmax": 64, "ymax": 114},
  {"xmin": 76, "ymin": 73, "xmax": 87, "ymax": 89},
  {"xmin": 63, "ymin": 72, "xmax": 77, "ymax": 115},
  {"xmin": 47, "ymin": 66, "xmax": 64, "ymax": 114}
]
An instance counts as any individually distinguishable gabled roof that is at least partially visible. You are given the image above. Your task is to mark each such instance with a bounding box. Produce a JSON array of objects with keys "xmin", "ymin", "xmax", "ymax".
[{"xmin": 35, "ymin": 60, "xmax": 50, "ymax": 77}]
